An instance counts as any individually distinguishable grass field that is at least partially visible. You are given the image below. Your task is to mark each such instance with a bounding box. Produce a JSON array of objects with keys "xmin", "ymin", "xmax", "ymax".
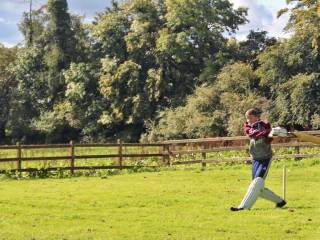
[{"xmin": 0, "ymin": 159, "xmax": 319, "ymax": 240}]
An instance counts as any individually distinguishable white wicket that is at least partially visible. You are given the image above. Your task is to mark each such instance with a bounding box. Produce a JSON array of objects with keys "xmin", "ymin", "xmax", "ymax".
[{"xmin": 282, "ymin": 164, "xmax": 286, "ymax": 201}]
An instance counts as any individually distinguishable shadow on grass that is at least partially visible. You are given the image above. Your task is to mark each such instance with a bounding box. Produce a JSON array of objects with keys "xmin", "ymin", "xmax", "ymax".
[{"xmin": 252, "ymin": 205, "xmax": 316, "ymax": 212}]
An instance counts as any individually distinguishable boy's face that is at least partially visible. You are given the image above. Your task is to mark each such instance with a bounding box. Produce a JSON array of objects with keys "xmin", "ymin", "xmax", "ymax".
[{"xmin": 246, "ymin": 114, "xmax": 259, "ymax": 124}]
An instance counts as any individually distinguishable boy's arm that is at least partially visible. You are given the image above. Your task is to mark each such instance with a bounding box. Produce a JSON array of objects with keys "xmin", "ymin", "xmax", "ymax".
[
  {"xmin": 244, "ymin": 122, "xmax": 271, "ymax": 138},
  {"xmin": 244, "ymin": 122, "xmax": 257, "ymax": 137},
  {"xmin": 254, "ymin": 122, "xmax": 272, "ymax": 137}
]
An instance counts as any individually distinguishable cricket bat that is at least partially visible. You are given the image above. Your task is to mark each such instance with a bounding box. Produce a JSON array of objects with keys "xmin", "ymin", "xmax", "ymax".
[
  {"xmin": 290, "ymin": 131, "xmax": 320, "ymax": 145},
  {"xmin": 271, "ymin": 127, "xmax": 320, "ymax": 145}
]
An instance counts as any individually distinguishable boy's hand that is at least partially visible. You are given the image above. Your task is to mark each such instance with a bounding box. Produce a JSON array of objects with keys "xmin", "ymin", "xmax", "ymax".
[{"xmin": 248, "ymin": 129, "xmax": 259, "ymax": 137}]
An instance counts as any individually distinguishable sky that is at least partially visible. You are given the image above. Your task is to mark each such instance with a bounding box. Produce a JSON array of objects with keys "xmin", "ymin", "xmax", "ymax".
[
  {"xmin": 230, "ymin": 0, "xmax": 290, "ymax": 40},
  {"xmin": 0, "ymin": 0, "xmax": 290, "ymax": 47}
]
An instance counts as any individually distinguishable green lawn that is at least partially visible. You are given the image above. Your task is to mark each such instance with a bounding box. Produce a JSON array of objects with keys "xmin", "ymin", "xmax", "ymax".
[{"xmin": 0, "ymin": 159, "xmax": 319, "ymax": 240}]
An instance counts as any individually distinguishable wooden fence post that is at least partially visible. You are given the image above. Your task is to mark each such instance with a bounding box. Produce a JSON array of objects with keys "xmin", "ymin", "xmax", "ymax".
[
  {"xmin": 167, "ymin": 145, "xmax": 171, "ymax": 166},
  {"xmin": 162, "ymin": 145, "xmax": 166, "ymax": 165},
  {"xmin": 201, "ymin": 143, "xmax": 207, "ymax": 168},
  {"xmin": 70, "ymin": 141, "xmax": 75, "ymax": 175},
  {"xmin": 117, "ymin": 139, "xmax": 123, "ymax": 169},
  {"xmin": 162, "ymin": 144, "xmax": 171, "ymax": 166},
  {"xmin": 294, "ymin": 146, "xmax": 300, "ymax": 159},
  {"xmin": 294, "ymin": 139, "xmax": 301, "ymax": 160},
  {"xmin": 16, "ymin": 142, "xmax": 22, "ymax": 172}
]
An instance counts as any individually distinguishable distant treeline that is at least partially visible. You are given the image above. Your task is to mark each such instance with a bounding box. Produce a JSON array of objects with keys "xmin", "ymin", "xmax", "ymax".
[{"xmin": 0, "ymin": 0, "xmax": 319, "ymax": 144}]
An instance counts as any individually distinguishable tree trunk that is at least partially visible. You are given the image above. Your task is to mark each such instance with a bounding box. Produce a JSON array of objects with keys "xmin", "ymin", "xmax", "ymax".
[{"xmin": 0, "ymin": 122, "xmax": 6, "ymax": 139}]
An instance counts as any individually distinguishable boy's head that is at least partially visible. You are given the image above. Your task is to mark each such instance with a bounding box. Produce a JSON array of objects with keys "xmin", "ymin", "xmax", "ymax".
[{"xmin": 245, "ymin": 108, "xmax": 261, "ymax": 124}]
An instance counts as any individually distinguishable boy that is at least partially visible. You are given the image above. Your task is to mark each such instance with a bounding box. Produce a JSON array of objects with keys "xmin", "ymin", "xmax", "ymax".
[{"xmin": 230, "ymin": 108, "xmax": 286, "ymax": 211}]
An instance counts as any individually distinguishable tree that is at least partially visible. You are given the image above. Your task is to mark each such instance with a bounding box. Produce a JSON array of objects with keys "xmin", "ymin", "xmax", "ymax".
[
  {"xmin": 6, "ymin": 46, "xmax": 47, "ymax": 142},
  {"xmin": 0, "ymin": 45, "xmax": 17, "ymax": 141},
  {"xmin": 18, "ymin": 1, "xmax": 48, "ymax": 46},
  {"xmin": 62, "ymin": 62, "xmax": 105, "ymax": 142},
  {"xmin": 141, "ymin": 86, "xmax": 227, "ymax": 141},
  {"xmin": 91, "ymin": 1, "xmax": 130, "ymax": 60},
  {"xmin": 155, "ymin": 0, "xmax": 247, "ymax": 103},
  {"xmin": 93, "ymin": 0, "xmax": 248, "ymax": 140},
  {"xmin": 143, "ymin": 62, "xmax": 270, "ymax": 140},
  {"xmin": 213, "ymin": 62, "xmax": 270, "ymax": 135},
  {"xmin": 273, "ymin": 73, "xmax": 320, "ymax": 127},
  {"xmin": 45, "ymin": 0, "xmax": 77, "ymax": 100},
  {"xmin": 256, "ymin": 33, "xmax": 318, "ymax": 96},
  {"xmin": 256, "ymin": 2, "xmax": 320, "ymax": 128},
  {"xmin": 9, "ymin": 0, "xmax": 87, "ymax": 143},
  {"xmin": 239, "ymin": 30, "xmax": 276, "ymax": 68},
  {"xmin": 279, "ymin": 0, "xmax": 320, "ymax": 53}
]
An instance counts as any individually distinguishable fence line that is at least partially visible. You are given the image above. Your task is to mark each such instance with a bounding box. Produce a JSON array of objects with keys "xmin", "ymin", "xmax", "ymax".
[{"xmin": 0, "ymin": 131, "xmax": 319, "ymax": 174}]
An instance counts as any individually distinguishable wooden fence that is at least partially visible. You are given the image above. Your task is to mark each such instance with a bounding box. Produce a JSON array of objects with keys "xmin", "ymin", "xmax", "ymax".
[
  {"xmin": 0, "ymin": 141, "xmax": 169, "ymax": 173},
  {"xmin": 0, "ymin": 131, "xmax": 320, "ymax": 174},
  {"xmin": 165, "ymin": 131, "xmax": 320, "ymax": 166}
]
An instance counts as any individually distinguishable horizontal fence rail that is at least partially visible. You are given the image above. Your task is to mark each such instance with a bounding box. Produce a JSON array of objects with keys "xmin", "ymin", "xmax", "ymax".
[
  {"xmin": 164, "ymin": 130, "xmax": 320, "ymax": 167},
  {"xmin": 0, "ymin": 130, "xmax": 320, "ymax": 174}
]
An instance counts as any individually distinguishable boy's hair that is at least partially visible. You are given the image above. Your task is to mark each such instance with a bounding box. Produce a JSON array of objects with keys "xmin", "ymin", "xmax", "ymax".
[{"xmin": 246, "ymin": 108, "xmax": 262, "ymax": 117}]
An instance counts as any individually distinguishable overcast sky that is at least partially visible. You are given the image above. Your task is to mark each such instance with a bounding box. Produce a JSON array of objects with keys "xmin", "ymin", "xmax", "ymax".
[{"xmin": 0, "ymin": 0, "xmax": 290, "ymax": 47}]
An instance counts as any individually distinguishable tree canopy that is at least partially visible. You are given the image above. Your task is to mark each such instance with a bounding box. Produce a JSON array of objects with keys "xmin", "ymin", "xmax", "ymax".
[{"xmin": 0, "ymin": 0, "xmax": 319, "ymax": 143}]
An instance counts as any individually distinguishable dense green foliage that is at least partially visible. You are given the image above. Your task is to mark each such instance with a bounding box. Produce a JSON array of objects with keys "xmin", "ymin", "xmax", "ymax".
[
  {"xmin": 0, "ymin": 0, "xmax": 319, "ymax": 143},
  {"xmin": 0, "ymin": 44, "xmax": 17, "ymax": 141},
  {"xmin": 145, "ymin": 1, "xmax": 320, "ymax": 140}
]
